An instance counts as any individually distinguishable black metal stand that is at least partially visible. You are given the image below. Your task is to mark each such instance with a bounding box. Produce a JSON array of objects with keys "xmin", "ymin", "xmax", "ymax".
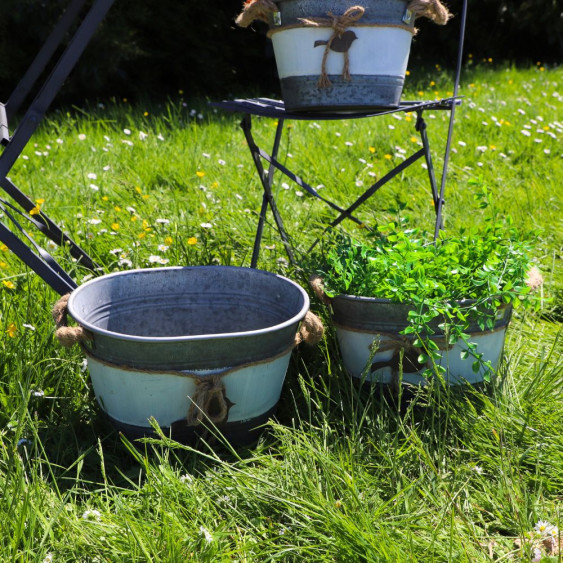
[
  {"xmin": 211, "ymin": 97, "xmax": 461, "ymax": 268},
  {"xmin": 0, "ymin": 0, "xmax": 116, "ymax": 295}
]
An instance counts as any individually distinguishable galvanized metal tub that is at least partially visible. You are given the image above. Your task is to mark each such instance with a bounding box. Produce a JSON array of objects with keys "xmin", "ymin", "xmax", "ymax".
[
  {"xmin": 67, "ymin": 266, "xmax": 310, "ymax": 444},
  {"xmin": 269, "ymin": 0, "xmax": 415, "ymax": 111},
  {"xmin": 331, "ymin": 295, "xmax": 513, "ymax": 386}
]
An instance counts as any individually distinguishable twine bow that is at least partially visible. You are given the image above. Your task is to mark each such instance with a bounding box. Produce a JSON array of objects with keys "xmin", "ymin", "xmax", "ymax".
[
  {"xmin": 52, "ymin": 293, "xmax": 92, "ymax": 348},
  {"xmin": 299, "ymin": 6, "xmax": 366, "ymax": 88},
  {"xmin": 294, "ymin": 310, "xmax": 325, "ymax": 346},
  {"xmin": 187, "ymin": 374, "xmax": 232, "ymax": 427}
]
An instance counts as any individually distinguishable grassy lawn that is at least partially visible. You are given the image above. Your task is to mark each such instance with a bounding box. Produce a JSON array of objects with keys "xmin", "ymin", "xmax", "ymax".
[{"xmin": 0, "ymin": 64, "xmax": 561, "ymax": 561}]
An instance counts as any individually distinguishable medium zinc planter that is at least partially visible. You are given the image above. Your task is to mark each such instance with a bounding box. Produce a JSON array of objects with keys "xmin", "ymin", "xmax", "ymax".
[
  {"xmin": 330, "ymin": 295, "xmax": 512, "ymax": 386},
  {"xmin": 54, "ymin": 266, "xmax": 317, "ymax": 445},
  {"xmin": 236, "ymin": 0, "xmax": 450, "ymax": 111}
]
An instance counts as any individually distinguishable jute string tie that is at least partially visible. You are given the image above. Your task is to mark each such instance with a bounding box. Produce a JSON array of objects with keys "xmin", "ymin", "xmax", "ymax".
[
  {"xmin": 52, "ymin": 293, "xmax": 92, "ymax": 348},
  {"xmin": 187, "ymin": 375, "xmax": 231, "ymax": 427},
  {"xmin": 299, "ymin": 6, "xmax": 366, "ymax": 88}
]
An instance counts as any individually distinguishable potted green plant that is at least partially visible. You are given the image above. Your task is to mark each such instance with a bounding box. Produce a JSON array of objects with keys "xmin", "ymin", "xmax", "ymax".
[
  {"xmin": 235, "ymin": 0, "xmax": 451, "ymax": 111},
  {"xmin": 310, "ymin": 212, "xmax": 543, "ymax": 388}
]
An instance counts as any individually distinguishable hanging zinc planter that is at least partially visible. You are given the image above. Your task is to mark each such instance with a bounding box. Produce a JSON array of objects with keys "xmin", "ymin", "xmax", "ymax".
[
  {"xmin": 53, "ymin": 266, "xmax": 323, "ymax": 445},
  {"xmin": 236, "ymin": 0, "xmax": 451, "ymax": 111}
]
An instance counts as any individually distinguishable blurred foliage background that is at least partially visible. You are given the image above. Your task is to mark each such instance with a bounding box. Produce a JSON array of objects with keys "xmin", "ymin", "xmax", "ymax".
[{"xmin": 0, "ymin": 0, "xmax": 561, "ymax": 104}]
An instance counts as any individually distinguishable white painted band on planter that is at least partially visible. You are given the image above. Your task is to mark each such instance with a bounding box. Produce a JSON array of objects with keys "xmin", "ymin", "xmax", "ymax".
[
  {"xmin": 270, "ymin": 26, "xmax": 413, "ymax": 79},
  {"xmin": 85, "ymin": 346, "xmax": 293, "ymax": 428},
  {"xmin": 335, "ymin": 325, "xmax": 509, "ymax": 386}
]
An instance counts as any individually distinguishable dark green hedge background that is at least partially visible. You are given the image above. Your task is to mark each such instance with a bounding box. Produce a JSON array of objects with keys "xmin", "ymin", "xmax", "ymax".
[{"xmin": 0, "ymin": 0, "xmax": 561, "ymax": 104}]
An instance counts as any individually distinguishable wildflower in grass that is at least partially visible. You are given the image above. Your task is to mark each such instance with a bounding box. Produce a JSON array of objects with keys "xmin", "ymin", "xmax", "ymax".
[
  {"xmin": 200, "ymin": 222, "xmax": 212, "ymax": 229},
  {"xmin": 200, "ymin": 526, "xmax": 213, "ymax": 544},
  {"xmin": 119, "ymin": 258, "xmax": 132, "ymax": 267},
  {"xmin": 0, "ymin": 261, "xmax": 5, "ymax": 268},
  {"xmin": 89, "ymin": 184, "xmax": 99, "ymax": 191},
  {"xmin": 111, "ymin": 223, "xmax": 120, "ymax": 231},
  {"xmin": 521, "ymin": 130, "xmax": 531, "ymax": 137},
  {"xmin": 218, "ymin": 159, "xmax": 226, "ymax": 165},
  {"xmin": 158, "ymin": 245, "xmax": 169, "ymax": 252},
  {"xmin": 179, "ymin": 473, "xmax": 193, "ymax": 483},
  {"xmin": 164, "ymin": 236, "xmax": 173, "ymax": 245},
  {"xmin": 156, "ymin": 218, "xmax": 170, "ymax": 225},
  {"xmin": 6, "ymin": 322, "xmax": 17, "ymax": 337},
  {"xmin": 87, "ymin": 173, "xmax": 97, "ymax": 180},
  {"xmin": 139, "ymin": 131, "xmax": 148, "ymax": 140},
  {"xmin": 82, "ymin": 509, "xmax": 101, "ymax": 521},
  {"xmin": 78, "ymin": 133, "xmax": 86, "ymax": 141},
  {"xmin": 410, "ymin": 136, "xmax": 418, "ymax": 143},
  {"xmin": 187, "ymin": 237, "xmax": 197, "ymax": 246},
  {"xmin": 23, "ymin": 323, "xmax": 35, "ymax": 331},
  {"xmin": 157, "ymin": 134, "xmax": 164, "ymax": 141},
  {"xmin": 42, "ymin": 553, "xmax": 53, "ymax": 563},
  {"xmin": 196, "ymin": 171, "xmax": 205, "ymax": 178},
  {"xmin": 123, "ymin": 128, "xmax": 131, "ymax": 135},
  {"xmin": 384, "ymin": 154, "xmax": 392, "ymax": 160},
  {"xmin": 295, "ymin": 191, "xmax": 304, "ymax": 197},
  {"xmin": 535, "ymin": 521, "xmax": 552, "ymax": 535},
  {"xmin": 3, "ymin": 280, "xmax": 15, "ymax": 290},
  {"xmin": 334, "ymin": 499, "xmax": 342, "ymax": 509},
  {"xmin": 29, "ymin": 204, "xmax": 41, "ymax": 215}
]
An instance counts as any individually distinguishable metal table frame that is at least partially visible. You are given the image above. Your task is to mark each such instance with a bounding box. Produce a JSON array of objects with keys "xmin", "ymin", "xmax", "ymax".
[
  {"xmin": 212, "ymin": 96, "xmax": 461, "ymax": 268},
  {"xmin": 0, "ymin": 0, "xmax": 115, "ymax": 295}
]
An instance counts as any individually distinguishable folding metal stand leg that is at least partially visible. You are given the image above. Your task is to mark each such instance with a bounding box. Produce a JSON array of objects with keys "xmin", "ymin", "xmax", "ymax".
[
  {"xmin": 238, "ymin": 103, "xmax": 451, "ymax": 264},
  {"xmin": 241, "ymin": 115, "xmax": 296, "ymax": 268},
  {"xmin": 0, "ymin": 0, "xmax": 116, "ymax": 294}
]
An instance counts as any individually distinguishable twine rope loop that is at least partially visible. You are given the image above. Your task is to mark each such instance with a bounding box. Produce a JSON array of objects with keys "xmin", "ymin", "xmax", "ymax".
[
  {"xmin": 235, "ymin": 0, "xmax": 279, "ymax": 27},
  {"xmin": 406, "ymin": 0, "xmax": 451, "ymax": 25},
  {"xmin": 52, "ymin": 293, "xmax": 92, "ymax": 348}
]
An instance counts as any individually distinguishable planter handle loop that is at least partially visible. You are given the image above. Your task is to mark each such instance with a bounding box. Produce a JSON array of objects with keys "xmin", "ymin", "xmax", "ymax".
[
  {"xmin": 299, "ymin": 6, "xmax": 366, "ymax": 88},
  {"xmin": 294, "ymin": 310, "xmax": 325, "ymax": 346},
  {"xmin": 309, "ymin": 274, "xmax": 332, "ymax": 305},
  {"xmin": 187, "ymin": 374, "xmax": 231, "ymax": 427},
  {"xmin": 235, "ymin": 0, "xmax": 279, "ymax": 28},
  {"xmin": 407, "ymin": 0, "xmax": 451, "ymax": 25},
  {"xmin": 52, "ymin": 293, "xmax": 92, "ymax": 348}
]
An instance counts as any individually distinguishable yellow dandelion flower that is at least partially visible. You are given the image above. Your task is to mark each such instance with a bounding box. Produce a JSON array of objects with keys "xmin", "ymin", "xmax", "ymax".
[
  {"xmin": 410, "ymin": 136, "xmax": 418, "ymax": 143},
  {"xmin": 111, "ymin": 223, "xmax": 120, "ymax": 231},
  {"xmin": 405, "ymin": 114, "xmax": 412, "ymax": 122},
  {"xmin": 196, "ymin": 171, "xmax": 205, "ymax": 178},
  {"xmin": 35, "ymin": 198, "xmax": 45, "ymax": 205},
  {"xmin": 489, "ymin": 144, "xmax": 496, "ymax": 150},
  {"xmin": 131, "ymin": 215, "xmax": 138, "ymax": 222},
  {"xmin": 543, "ymin": 126, "xmax": 550, "ymax": 131},
  {"xmin": 211, "ymin": 181, "xmax": 218, "ymax": 188},
  {"xmin": 3, "ymin": 280, "xmax": 15, "ymax": 289},
  {"xmin": 368, "ymin": 146, "xmax": 375, "ymax": 153},
  {"xmin": 286, "ymin": 123, "xmax": 293, "ymax": 129},
  {"xmin": 430, "ymin": 81, "xmax": 436, "ymax": 87},
  {"xmin": 187, "ymin": 237, "xmax": 197, "ymax": 246},
  {"xmin": 123, "ymin": 98, "xmax": 128, "ymax": 103},
  {"xmin": 384, "ymin": 154, "xmax": 392, "ymax": 160},
  {"xmin": 135, "ymin": 186, "xmax": 142, "ymax": 194},
  {"xmin": 508, "ymin": 79, "xmax": 513, "ymax": 85},
  {"xmin": 102, "ymin": 196, "xmax": 109, "ymax": 201},
  {"xmin": 405, "ymin": 70, "xmax": 410, "ymax": 76},
  {"xmin": 488, "ymin": 57, "xmax": 493, "ymax": 63},
  {"xmin": 144, "ymin": 111, "xmax": 149, "ymax": 117},
  {"xmin": 142, "ymin": 219, "xmax": 150, "ymax": 230},
  {"xmin": 6, "ymin": 322, "xmax": 17, "ymax": 337},
  {"xmin": 164, "ymin": 236, "xmax": 173, "ymax": 245},
  {"xmin": 540, "ymin": 67, "xmax": 545, "ymax": 72},
  {"xmin": 142, "ymin": 194, "xmax": 149, "ymax": 200},
  {"xmin": 0, "ymin": 261, "xmax": 6, "ymax": 268},
  {"xmin": 1, "ymin": 243, "xmax": 9, "ymax": 252},
  {"xmin": 114, "ymin": 206, "xmax": 121, "ymax": 212},
  {"xmin": 138, "ymin": 232, "xmax": 146, "ymax": 239},
  {"xmin": 418, "ymin": 91, "xmax": 424, "ymax": 96},
  {"xmin": 29, "ymin": 204, "xmax": 41, "ymax": 215},
  {"xmin": 179, "ymin": 89, "xmax": 184, "ymax": 95}
]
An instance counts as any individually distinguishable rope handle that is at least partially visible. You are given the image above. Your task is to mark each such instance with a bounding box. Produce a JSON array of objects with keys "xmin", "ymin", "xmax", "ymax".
[{"xmin": 52, "ymin": 293, "xmax": 92, "ymax": 348}]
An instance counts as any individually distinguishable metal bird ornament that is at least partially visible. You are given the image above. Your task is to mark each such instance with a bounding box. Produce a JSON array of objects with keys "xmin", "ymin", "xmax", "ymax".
[{"xmin": 314, "ymin": 30, "xmax": 358, "ymax": 53}]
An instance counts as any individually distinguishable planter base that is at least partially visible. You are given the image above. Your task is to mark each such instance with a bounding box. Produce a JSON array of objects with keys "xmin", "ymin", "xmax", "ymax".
[
  {"xmin": 105, "ymin": 404, "xmax": 278, "ymax": 447},
  {"xmin": 280, "ymin": 74, "xmax": 403, "ymax": 112}
]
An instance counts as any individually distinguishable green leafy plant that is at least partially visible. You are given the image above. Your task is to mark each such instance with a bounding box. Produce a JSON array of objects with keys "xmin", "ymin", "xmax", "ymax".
[{"xmin": 315, "ymin": 194, "xmax": 543, "ymax": 378}]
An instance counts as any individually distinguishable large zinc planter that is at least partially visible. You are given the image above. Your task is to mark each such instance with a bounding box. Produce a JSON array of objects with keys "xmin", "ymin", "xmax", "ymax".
[
  {"xmin": 331, "ymin": 295, "xmax": 513, "ymax": 386},
  {"xmin": 57, "ymin": 266, "xmax": 312, "ymax": 445},
  {"xmin": 236, "ymin": 0, "xmax": 450, "ymax": 111}
]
